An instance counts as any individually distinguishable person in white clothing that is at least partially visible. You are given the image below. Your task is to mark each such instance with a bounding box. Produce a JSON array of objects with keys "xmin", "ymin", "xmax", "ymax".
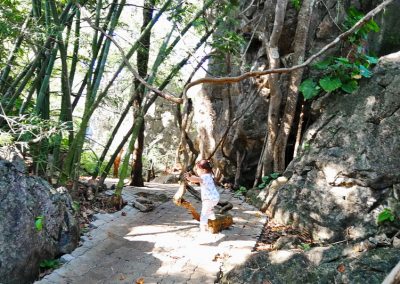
[{"xmin": 184, "ymin": 159, "xmax": 220, "ymax": 232}]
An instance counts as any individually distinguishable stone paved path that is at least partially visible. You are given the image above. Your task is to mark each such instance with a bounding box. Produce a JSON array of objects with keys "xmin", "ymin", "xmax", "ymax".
[{"xmin": 36, "ymin": 182, "xmax": 266, "ymax": 284}]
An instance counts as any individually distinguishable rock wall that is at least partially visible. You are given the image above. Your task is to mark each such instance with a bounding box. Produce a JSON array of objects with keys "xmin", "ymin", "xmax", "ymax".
[
  {"xmin": 0, "ymin": 148, "xmax": 79, "ymax": 284},
  {"xmin": 221, "ymin": 51, "xmax": 400, "ymax": 284},
  {"xmin": 222, "ymin": 245, "xmax": 400, "ymax": 283},
  {"xmin": 258, "ymin": 52, "xmax": 400, "ymax": 242}
]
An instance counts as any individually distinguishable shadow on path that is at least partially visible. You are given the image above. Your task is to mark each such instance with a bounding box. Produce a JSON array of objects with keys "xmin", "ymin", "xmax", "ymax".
[{"xmin": 36, "ymin": 182, "xmax": 266, "ymax": 284}]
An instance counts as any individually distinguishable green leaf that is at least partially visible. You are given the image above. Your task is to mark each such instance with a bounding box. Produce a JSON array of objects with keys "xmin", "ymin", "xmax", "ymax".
[
  {"xmin": 40, "ymin": 259, "xmax": 60, "ymax": 269},
  {"xmin": 72, "ymin": 201, "xmax": 80, "ymax": 212},
  {"xmin": 341, "ymin": 80, "xmax": 358, "ymax": 93},
  {"xmin": 258, "ymin": 183, "xmax": 266, "ymax": 189},
  {"xmin": 35, "ymin": 216, "xmax": 44, "ymax": 232},
  {"xmin": 377, "ymin": 208, "xmax": 395, "ymax": 223},
  {"xmin": 262, "ymin": 176, "xmax": 271, "ymax": 183},
  {"xmin": 319, "ymin": 77, "xmax": 342, "ymax": 92},
  {"xmin": 365, "ymin": 19, "xmax": 380, "ymax": 32},
  {"xmin": 364, "ymin": 55, "xmax": 378, "ymax": 65},
  {"xmin": 359, "ymin": 65, "xmax": 372, "ymax": 78},
  {"xmin": 313, "ymin": 58, "xmax": 332, "ymax": 70},
  {"xmin": 335, "ymin": 57, "xmax": 350, "ymax": 64},
  {"xmin": 291, "ymin": 0, "xmax": 301, "ymax": 11},
  {"xmin": 299, "ymin": 243, "xmax": 311, "ymax": 251},
  {"xmin": 235, "ymin": 186, "xmax": 247, "ymax": 196},
  {"xmin": 270, "ymin": 172, "xmax": 280, "ymax": 179},
  {"xmin": 299, "ymin": 79, "xmax": 319, "ymax": 100}
]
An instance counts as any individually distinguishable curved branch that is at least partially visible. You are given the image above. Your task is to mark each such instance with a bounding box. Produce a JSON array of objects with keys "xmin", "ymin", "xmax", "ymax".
[{"xmin": 183, "ymin": 0, "xmax": 394, "ymax": 95}]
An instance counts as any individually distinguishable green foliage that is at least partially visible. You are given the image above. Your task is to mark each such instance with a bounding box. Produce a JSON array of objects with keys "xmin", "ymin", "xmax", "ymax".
[
  {"xmin": 4, "ymin": 114, "xmax": 68, "ymax": 143},
  {"xmin": 212, "ymin": 30, "xmax": 245, "ymax": 55},
  {"xmin": 299, "ymin": 79, "xmax": 319, "ymax": 100},
  {"xmin": 319, "ymin": 76, "xmax": 342, "ymax": 92},
  {"xmin": 341, "ymin": 80, "xmax": 358, "ymax": 93},
  {"xmin": 167, "ymin": 2, "xmax": 196, "ymax": 24},
  {"xmin": 80, "ymin": 149, "xmax": 110, "ymax": 177},
  {"xmin": 299, "ymin": 243, "xmax": 311, "ymax": 251},
  {"xmin": 210, "ymin": 1, "xmax": 243, "ymax": 57},
  {"xmin": 234, "ymin": 186, "xmax": 247, "ymax": 196},
  {"xmin": 72, "ymin": 201, "xmax": 80, "ymax": 213},
  {"xmin": 0, "ymin": 0, "xmax": 29, "ymax": 65},
  {"xmin": 257, "ymin": 173, "xmax": 280, "ymax": 189},
  {"xmin": 377, "ymin": 208, "xmax": 395, "ymax": 224},
  {"xmin": 35, "ymin": 216, "xmax": 44, "ymax": 232},
  {"xmin": 0, "ymin": 132, "xmax": 14, "ymax": 146},
  {"xmin": 80, "ymin": 150, "xmax": 99, "ymax": 175},
  {"xmin": 39, "ymin": 259, "xmax": 60, "ymax": 269},
  {"xmin": 291, "ymin": 0, "xmax": 301, "ymax": 11},
  {"xmin": 343, "ymin": 7, "xmax": 379, "ymax": 42},
  {"xmin": 300, "ymin": 52, "xmax": 378, "ymax": 100},
  {"xmin": 299, "ymin": 8, "xmax": 380, "ymax": 100}
]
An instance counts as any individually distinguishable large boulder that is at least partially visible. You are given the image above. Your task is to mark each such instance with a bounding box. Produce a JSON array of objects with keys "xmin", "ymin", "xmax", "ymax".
[
  {"xmin": 222, "ymin": 244, "xmax": 400, "ymax": 284},
  {"xmin": 0, "ymin": 149, "xmax": 79, "ymax": 284},
  {"xmin": 257, "ymin": 52, "xmax": 400, "ymax": 242}
]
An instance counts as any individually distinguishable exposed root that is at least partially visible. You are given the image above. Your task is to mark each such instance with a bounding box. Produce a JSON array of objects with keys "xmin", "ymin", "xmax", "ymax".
[
  {"xmin": 208, "ymin": 214, "xmax": 233, "ymax": 234},
  {"xmin": 174, "ymin": 198, "xmax": 233, "ymax": 233},
  {"xmin": 174, "ymin": 198, "xmax": 200, "ymax": 221}
]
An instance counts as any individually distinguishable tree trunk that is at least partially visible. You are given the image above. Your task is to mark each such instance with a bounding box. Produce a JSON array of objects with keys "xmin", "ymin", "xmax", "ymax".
[
  {"xmin": 129, "ymin": 0, "xmax": 155, "ymax": 187},
  {"xmin": 0, "ymin": 14, "xmax": 30, "ymax": 94},
  {"xmin": 255, "ymin": 0, "xmax": 288, "ymax": 180},
  {"xmin": 115, "ymin": 115, "xmax": 144, "ymax": 198},
  {"xmin": 62, "ymin": 0, "xmax": 124, "ymax": 186},
  {"xmin": 273, "ymin": 0, "xmax": 315, "ymax": 172}
]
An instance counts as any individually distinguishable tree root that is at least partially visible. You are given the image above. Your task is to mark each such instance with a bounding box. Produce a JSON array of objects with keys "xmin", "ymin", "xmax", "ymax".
[
  {"xmin": 173, "ymin": 197, "xmax": 233, "ymax": 233},
  {"xmin": 173, "ymin": 198, "xmax": 200, "ymax": 221}
]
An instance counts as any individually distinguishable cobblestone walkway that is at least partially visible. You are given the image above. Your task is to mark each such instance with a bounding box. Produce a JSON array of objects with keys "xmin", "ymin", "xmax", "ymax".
[{"xmin": 36, "ymin": 182, "xmax": 266, "ymax": 284}]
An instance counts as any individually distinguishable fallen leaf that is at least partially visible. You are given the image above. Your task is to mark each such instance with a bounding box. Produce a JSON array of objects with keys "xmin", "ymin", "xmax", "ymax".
[
  {"xmin": 337, "ymin": 263, "xmax": 346, "ymax": 273},
  {"xmin": 121, "ymin": 211, "xmax": 127, "ymax": 216},
  {"xmin": 119, "ymin": 274, "xmax": 126, "ymax": 280},
  {"xmin": 212, "ymin": 253, "xmax": 221, "ymax": 261},
  {"xmin": 136, "ymin": 277, "xmax": 145, "ymax": 284}
]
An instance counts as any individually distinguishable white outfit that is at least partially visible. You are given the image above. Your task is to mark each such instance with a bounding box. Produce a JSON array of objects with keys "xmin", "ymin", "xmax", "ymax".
[{"xmin": 199, "ymin": 173, "xmax": 220, "ymax": 226}]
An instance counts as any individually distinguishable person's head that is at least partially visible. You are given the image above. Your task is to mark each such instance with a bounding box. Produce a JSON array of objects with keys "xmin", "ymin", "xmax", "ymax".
[{"xmin": 196, "ymin": 159, "xmax": 213, "ymax": 174}]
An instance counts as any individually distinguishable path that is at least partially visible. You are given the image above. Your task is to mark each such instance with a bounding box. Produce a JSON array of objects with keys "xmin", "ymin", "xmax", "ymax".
[{"xmin": 36, "ymin": 182, "xmax": 266, "ymax": 284}]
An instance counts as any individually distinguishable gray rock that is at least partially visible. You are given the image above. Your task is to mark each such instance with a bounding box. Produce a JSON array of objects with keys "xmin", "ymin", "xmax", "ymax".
[
  {"xmin": 221, "ymin": 245, "xmax": 400, "ymax": 284},
  {"xmin": 256, "ymin": 52, "xmax": 400, "ymax": 243},
  {"xmin": 59, "ymin": 254, "xmax": 75, "ymax": 264},
  {"xmin": 152, "ymin": 174, "xmax": 180, "ymax": 184},
  {"xmin": 0, "ymin": 159, "xmax": 79, "ymax": 284}
]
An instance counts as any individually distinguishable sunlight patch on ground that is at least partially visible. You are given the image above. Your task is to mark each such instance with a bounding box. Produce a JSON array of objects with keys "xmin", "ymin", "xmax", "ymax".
[{"xmin": 242, "ymin": 210, "xmax": 264, "ymax": 217}]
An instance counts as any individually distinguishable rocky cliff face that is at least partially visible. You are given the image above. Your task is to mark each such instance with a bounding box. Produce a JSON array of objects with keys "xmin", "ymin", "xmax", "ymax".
[
  {"xmin": 193, "ymin": 0, "xmax": 400, "ymax": 186},
  {"xmin": 223, "ymin": 52, "xmax": 400, "ymax": 283},
  {"xmin": 259, "ymin": 52, "xmax": 400, "ymax": 242}
]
